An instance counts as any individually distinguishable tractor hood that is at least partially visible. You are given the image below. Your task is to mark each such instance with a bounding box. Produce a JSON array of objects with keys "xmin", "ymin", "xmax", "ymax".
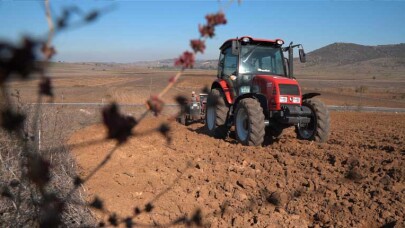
[
  {"xmin": 253, "ymin": 74, "xmax": 302, "ymax": 110},
  {"xmin": 253, "ymin": 75, "xmax": 300, "ymax": 93}
]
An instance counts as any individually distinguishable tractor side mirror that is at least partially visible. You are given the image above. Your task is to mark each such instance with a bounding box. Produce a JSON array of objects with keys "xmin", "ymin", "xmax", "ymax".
[
  {"xmin": 232, "ymin": 40, "xmax": 239, "ymax": 55},
  {"xmin": 299, "ymin": 48, "xmax": 306, "ymax": 63}
]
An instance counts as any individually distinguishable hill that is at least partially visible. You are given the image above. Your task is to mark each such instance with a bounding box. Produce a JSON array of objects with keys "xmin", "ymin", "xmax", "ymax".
[
  {"xmin": 305, "ymin": 42, "xmax": 405, "ymax": 66},
  {"xmin": 131, "ymin": 43, "xmax": 405, "ymax": 70}
]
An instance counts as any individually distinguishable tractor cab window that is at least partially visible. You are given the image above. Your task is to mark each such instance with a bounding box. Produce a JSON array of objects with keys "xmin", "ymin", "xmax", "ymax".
[
  {"xmin": 222, "ymin": 47, "xmax": 237, "ymax": 77},
  {"xmin": 239, "ymin": 45, "xmax": 285, "ymax": 76},
  {"xmin": 217, "ymin": 52, "xmax": 225, "ymax": 78}
]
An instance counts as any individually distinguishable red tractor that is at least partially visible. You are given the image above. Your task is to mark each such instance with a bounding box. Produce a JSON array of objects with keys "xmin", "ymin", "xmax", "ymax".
[{"xmin": 205, "ymin": 36, "xmax": 330, "ymax": 146}]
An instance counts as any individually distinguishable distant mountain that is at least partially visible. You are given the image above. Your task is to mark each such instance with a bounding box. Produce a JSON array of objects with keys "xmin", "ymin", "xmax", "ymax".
[
  {"xmin": 305, "ymin": 42, "xmax": 405, "ymax": 66},
  {"xmin": 130, "ymin": 43, "xmax": 405, "ymax": 70}
]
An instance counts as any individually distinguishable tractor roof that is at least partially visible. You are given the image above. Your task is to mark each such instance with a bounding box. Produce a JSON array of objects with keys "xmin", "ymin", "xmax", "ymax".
[{"xmin": 220, "ymin": 36, "xmax": 284, "ymax": 50}]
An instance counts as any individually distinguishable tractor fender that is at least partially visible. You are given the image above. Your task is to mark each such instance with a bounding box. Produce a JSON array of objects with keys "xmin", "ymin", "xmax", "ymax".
[
  {"xmin": 302, "ymin": 92, "xmax": 321, "ymax": 100},
  {"xmin": 234, "ymin": 93, "xmax": 269, "ymax": 118},
  {"xmin": 211, "ymin": 79, "xmax": 233, "ymax": 104}
]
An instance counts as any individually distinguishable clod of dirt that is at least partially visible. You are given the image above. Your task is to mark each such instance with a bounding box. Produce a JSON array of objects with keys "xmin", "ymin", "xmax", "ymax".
[
  {"xmin": 380, "ymin": 175, "xmax": 392, "ymax": 186},
  {"xmin": 380, "ymin": 145, "xmax": 395, "ymax": 153},
  {"xmin": 327, "ymin": 154, "xmax": 336, "ymax": 166},
  {"xmin": 233, "ymin": 190, "xmax": 248, "ymax": 202},
  {"xmin": 387, "ymin": 167, "xmax": 404, "ymax": 182},
  {"xmin": 223, "ymin": 182, "xmax": 233, "ymax": 192},
  {"xmin": 236, "ymin": 178, "xmax": 256, "ymax": 189},
  {"xmin": 345, "ymin": 167, "xmax": 363, "ymax": 181},
  {"xmin": 267, "ymin": 191, "xmax": 288, "ymax": 207},
  {"xmin": 348, "ymin": 158, "xmax": 360, "ymax": 168},
  {"xmin": 381, "ymin": 220, "xmax": 397, "ymax": 228}
]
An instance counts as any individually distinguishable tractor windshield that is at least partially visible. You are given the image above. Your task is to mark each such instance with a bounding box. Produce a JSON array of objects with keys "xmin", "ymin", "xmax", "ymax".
[{"xmin": 239, "ymin": 45, "xmax": 285, "ymax": 76}]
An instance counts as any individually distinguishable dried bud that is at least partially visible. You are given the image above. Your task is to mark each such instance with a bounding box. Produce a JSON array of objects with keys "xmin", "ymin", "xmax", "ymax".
[
  {"xmin": 73, "ymin": 176, "xmax": 83, "ymax": 186},
  {"xmin": 40, "ymin": 193, "xmax": 64, "ymax": 228},
  {"xmin": 123, "ymin": 217, "xmax": 133, "ymax": 228},
  {"xmin": 108, "ymin": 213, "xmax": 118, "ymax": 226},
  {"xmin": 205, "ymin": 12, "xmax": 227, "ymax": 26},
  {"xmin": 191, "ymin": 209, "xmax": 202, "ymax": 226},
  {"xmin": 1, "ymin": 109, "xmax": 25, "ymax": 132},
  {"xmin": 175, "ymin": 95, "xmax": 189, "ymax": 116},
  {"xmin": 158, "ymin": 123, "xmax": 171, "ymax": 143},
  {"xmin": 134, "ymin": 207, "xmax": 141, "ymax": 215},
  {"xmin": 27, "ymin": 155, "xmax": 51, "ymax": 188},
  {"xmin": 9, "ymin": 179, "xmax": 20, "ymax": 188},
  {"xmin": 85, "ymin": 10, "xmax": 99, "ymax": 22},
  {"xmin": 198, "ymin": 25, "xmax": 215, "ymax": 38},
  {"xmin": 39, "ymin": 77, "xmax": 53, "ymax": 97},
  {"xmin": 173, "ymin": 216, "xmax": 187, "ymax": 225},
  {"xmin": 169, "ymin": 76, "xmax": 177, "ymax": 83},
  {"xmin": 41, "ymin": 44, "xmax": 56, "ymax": 60},
  {"xmin": 9, "ymin": 38, "xmax": 38, "ymax": 79},
  {"xmin": 144, "ymin": 203, "xmax": 154, "ymax": 212},
  {"xmin": 102, "ymin": 103, "xmax": 137, "ymax": 143},
  {"xmin": 1, "ymin": 186, "xmax": 13, "ymax": 199},
  {"xmin": 174, "ymin": 51, "xmax": 195, "ymax": 69},
  {"xmin": 190, "ymin": 39, "xmax": 206, "ymax": 54},
  {"xmin": 89, "ymin": 196, "xmax": 104, "ymax": 210},
  {"xmin": 57, "ymin": 17, "xmax": 67, "ymax": 29},
  {"xmin": 175, "ymin": 95, "xmax": 188, "ymax": 106},
  {"xmin": 146, "ymin": 95, "xmax": 165, "ymax": 116},
  {"xmin": 201, "ymin": 86, "xmax": 210, "ymax": 94}
]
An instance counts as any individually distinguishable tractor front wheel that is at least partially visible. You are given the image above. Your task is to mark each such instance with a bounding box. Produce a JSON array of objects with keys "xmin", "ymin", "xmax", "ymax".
[
  {"xmin": 296, "ymin": 98, "xmax": 330, "ymax": 142},
  {"xmin": 205, "ymin": 88, "xmax": 229, "ymax": 138},
  {"xmin": 235, "ymin": 98, "xmax": 265, "ymax": 146}
]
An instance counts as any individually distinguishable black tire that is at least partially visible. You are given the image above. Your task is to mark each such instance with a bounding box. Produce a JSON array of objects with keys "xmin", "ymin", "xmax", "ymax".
[
  {"xmin": 295, "ymin": 98, "xmax": 330, "ymax": 142},
  {"xmin": 205, "ymin": 88, "xmax": 229, "ymax": 138},
  {"xmin": 234, "ymin": 98, "xmax": 265, "ymax": 146}
]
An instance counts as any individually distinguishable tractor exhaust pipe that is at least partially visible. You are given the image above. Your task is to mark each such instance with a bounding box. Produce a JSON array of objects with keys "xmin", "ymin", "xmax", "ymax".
[{"xmin": 288, "ymin": 42, "xmax": 294, "ymax": 78}]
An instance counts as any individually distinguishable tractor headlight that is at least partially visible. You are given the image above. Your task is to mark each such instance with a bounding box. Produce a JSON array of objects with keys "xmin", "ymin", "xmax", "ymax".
[
  {"xmin": 242, "ymin": 37, "xmax": 251, "ymax": 43},
  {"xmin": 276, "ymin": 39, "xmax": 284, "ymax": 45},
  {"xmin": 292, "ymin": 97, "xmax": 300, "ymax": 103},
  {"xmin": 279, "ymin": 96, "xmax": 287, "ymax": 103},
  {"xmin": 242, "ymin": 74, "xmax": 251, "ymax": 82},
  {"xmin": 240, "ymin": 86, "xmax": 250, "ymax": 94}
]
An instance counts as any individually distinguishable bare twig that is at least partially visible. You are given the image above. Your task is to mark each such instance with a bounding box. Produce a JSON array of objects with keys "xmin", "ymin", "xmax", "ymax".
[{"xmin": 45, "ymin": 0, "xmax": 55, "ymax": 49}]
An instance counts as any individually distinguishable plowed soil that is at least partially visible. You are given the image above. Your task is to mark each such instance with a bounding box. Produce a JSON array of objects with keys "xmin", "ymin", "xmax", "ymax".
[{"xmin": 69, "ymin": 112, "xmax": 405, "ymax": 227}]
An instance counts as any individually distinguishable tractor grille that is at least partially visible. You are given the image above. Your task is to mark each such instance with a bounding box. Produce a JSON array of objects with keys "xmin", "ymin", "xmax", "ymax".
[{"xmin": 279, "ymin": 84, "xmax": 300, "ymax": 95}]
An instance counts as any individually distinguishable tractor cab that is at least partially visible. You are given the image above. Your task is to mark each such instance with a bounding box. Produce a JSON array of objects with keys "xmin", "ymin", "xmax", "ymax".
[
  {"xmin": 216, "ymin": 36, "xmax": 305, "ymax": 103},
  {"xmin": 206, "ymin": 36, "xmax": 330, "ymax": 146}
]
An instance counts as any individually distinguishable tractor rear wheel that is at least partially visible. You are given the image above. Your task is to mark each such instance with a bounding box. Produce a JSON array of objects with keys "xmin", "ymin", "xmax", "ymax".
[
  {"xmin": 296, "ymin": 98, "xmax": 330, "ymax": 142},
  {"xmin": 205, "ymin": 88, "xmax": 229, "ymax": 138},
  {"xmin": 235, "ymin": 98, "xmax": 265, "ymax": 146}
]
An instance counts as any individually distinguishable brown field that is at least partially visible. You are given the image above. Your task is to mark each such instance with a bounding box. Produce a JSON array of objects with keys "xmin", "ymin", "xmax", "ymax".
[
  {"xmin": 6, "ymin": 62, "xmax": 405, "ymax": 108},
  {"xmin": 70, "ymin": 112, "xmax": 405, "ymax": 227},
  {"xmin": 3, "ymin": 63, "xmax": 405, "ymax": 227}
]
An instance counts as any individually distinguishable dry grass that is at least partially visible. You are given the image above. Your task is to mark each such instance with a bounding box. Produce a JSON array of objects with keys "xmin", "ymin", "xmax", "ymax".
[{"xmin": 0, "ymin": 103, "xmax": 96, "ymax": 226}]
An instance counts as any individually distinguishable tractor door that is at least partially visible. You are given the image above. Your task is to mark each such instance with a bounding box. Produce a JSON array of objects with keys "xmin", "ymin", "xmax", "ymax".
[{"xmin": 218, "ymin": 47, "xmax": 238, "ymax": 98}]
